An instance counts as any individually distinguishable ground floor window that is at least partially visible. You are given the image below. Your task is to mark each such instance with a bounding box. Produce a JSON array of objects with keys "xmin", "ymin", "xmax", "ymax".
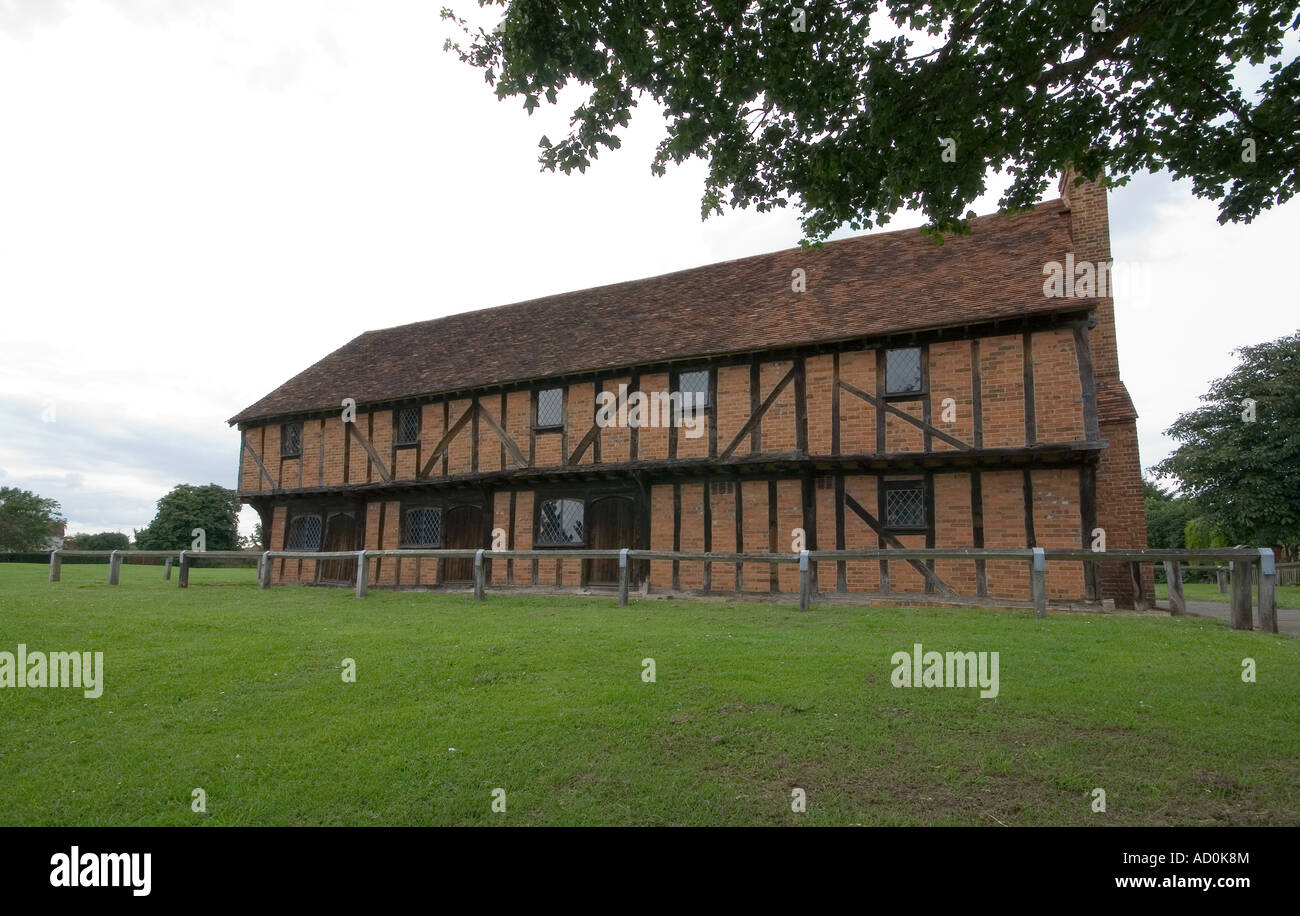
[
  {"xmin": 537, "ymin": 498, "xmax": 584, "ymax": 545},
  {"xmin": 286, "ymin": 514, "xmax": 322, "ymax": 550},
  {"xmin": 403, "ymin": 507, "xmax": 442, "ymax": 547},
  {"xmin": 884, "ymin": 482, "xmax": 926, "ymax": 529}
]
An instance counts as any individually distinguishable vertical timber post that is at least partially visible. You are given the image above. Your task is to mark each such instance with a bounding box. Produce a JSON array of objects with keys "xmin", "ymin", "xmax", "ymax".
[
  {"xmin": 259, "ymin": 551, "xmax": 272, "ymax": 589},
  {"xmin": 1031, "ymin": 547, "xmax": 1047, "ymax": 618},
  {"xmin": 618, "ymin": 548, "xmax": 629, "ymax": 607},
  {"xmin": 164, "ymin": 557, "xmax": 173, "ymax": 580},
  {"xmin": 474, "ymin": 549, "xmax": 486, "ymax": 601},
  {"xmin": 1216, "ymin": 568, "xmax": 1228, "ymax": 594},
  {"xmin": 108, "ymin": 550, "xmax": 121, "ymax": 586},
  {"xmin": 1164, "ymin": 561, "xmax": 1185, "ymax": 615},
  {"xmin": 355, "ymin": 551, "xmax": 368, "ymax": 598},
  {"xmin": 1229, "ymin": 559, "xmax": 1252, "ymax": 630},
  {"xmin": 48, "ymin": 549, "xmax": 61, "ymax": 583},
  {"xmin": 1258, "ymin": 548, "xmax": 1278, "ymax": 635},
  {"xmin": 178, "ymin": 550, "xmax": 189, "ymax": 589},
  {"xmin": 798, "ymin": 550, "xmax": 811, "ymax": 612},
  {"xmin": 1130, "ymin": 561, "xmax": 1147, "ymax": 611}
]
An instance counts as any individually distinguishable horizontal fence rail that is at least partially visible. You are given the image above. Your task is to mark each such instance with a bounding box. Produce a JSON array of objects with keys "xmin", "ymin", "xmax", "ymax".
[{"xmin": 39, "ymin": 545, "xmax": 1282, "ymax": 632}]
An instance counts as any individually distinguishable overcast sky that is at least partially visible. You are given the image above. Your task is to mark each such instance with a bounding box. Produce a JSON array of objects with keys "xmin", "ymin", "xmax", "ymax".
[{"xmin": 1, "ymin": 1, "xmax": 1296, "ymax": 538}]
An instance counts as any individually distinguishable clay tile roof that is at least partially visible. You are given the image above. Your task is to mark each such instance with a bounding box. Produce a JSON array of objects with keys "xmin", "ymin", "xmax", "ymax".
[
  {"xmin": 230, "ymin": 199, "xmax": 1076, "ymax": 425},
  {"xmin": 1096, "ymin": 380, "xmax": 1138, "ymax": 423}
]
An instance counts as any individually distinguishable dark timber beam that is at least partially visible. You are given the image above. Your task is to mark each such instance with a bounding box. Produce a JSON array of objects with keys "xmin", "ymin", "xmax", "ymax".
[
  {"xmin": 844, "ymin": 492, "xmax": 958, "ymax": 597},
  {"xmin": 347, "ymin": 421, "xmax": 393, "ymax": 483},
  {"xmin": 721, "ymin": 366, "xmax": 797, "ymax": 459},
  {"xmin": 419, "ymin": 405, "xmax": 474, "ymax": 478},
  {"xmin": 839, "ymin": 379, "xmax": 973, "ymax": 451}
]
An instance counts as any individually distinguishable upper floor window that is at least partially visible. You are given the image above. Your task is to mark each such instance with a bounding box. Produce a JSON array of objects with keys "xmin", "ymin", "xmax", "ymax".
[
  {"xmin": 281, "ymin": 422, "xmax": 303, "ymax": 458},
  {"xmin": 286, "ymin": 514, "xmax": 322, "ymax": 550},
  {"xmin": 678, "ymin": 369, "xmax": 710, "ymax": 412},
  {"xmin": 536, "ymin": 388, "xmax": 563, "ymax": 429},
  {"xmin": 885, "ymin": 347, "xmax": 923, "ymax": 395},
  {"xmin": 537, "ymin": 498, "xmax": 584, "ymax": 545},
  {"xmin": 396, "ymin": 407, "xmax": 421, "ymax": 447},
  {"xmin": 884, "ymin": 483, "xmax": 925, "ymax": 529},
  {"xmin": 403, "ymin": 507, "xmax": 442, "ymax": 547}
]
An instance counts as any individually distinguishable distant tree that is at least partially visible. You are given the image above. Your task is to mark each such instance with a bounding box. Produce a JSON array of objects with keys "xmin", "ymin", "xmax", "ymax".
[
  {"xmin": 0, "ymin": 487, "xmax": 64, "ymax": 552},
  {"xmin": 1143, "ymin": 478, "xmax": 1193, "ymax": 550},
  {"xmin": 1155, "ymin": 331, "xmax": 1300, "ymax": 556},
  {"xmin": 68, "ymin": 531, "xmax": 131, "ymax": 551},
  {"xmin": 1184, "ymin": 515, "xmax": 1233, "ymax": 550},
  {"xmin": 134, "ymin": 484, "xmax": 240, "ymax": 551},
  {"xmin": 239, "ymin": 523, "xmax": 266, "ymax": 551}
]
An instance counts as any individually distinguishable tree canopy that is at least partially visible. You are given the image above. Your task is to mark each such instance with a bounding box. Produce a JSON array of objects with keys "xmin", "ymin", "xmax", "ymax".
[
  {"xmin": 0, "ymin": 487, "xmax": 64, "ymax": 552},
  {"xmin": 444, "ymin": 0, "xmax": 1300, "ymax": 239},
  {"xmin": 67, "ymin": 531, "xmax": 131, "ymax": 551},
  {"xmin": 1154, "ymin": 330, "xmax": 1300, "ymax": 552},
  {"xmin": 134, "ymin": 484, "xmax": 241, "ymax": 551},
  {"xmin": 1143, "ymin": 477, "xmax": 1193, "ymax": 549}
]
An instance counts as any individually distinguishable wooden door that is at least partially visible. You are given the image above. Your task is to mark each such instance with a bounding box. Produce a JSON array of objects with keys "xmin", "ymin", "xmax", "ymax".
[
  {"xmin": 442, "ymin": 505, "xmax": 483, "ymax": 582},
  {"xmin": 319, "ymin": 512, "xmax": 357, "ymax": 585},
  {"xmin": 587, "ymin": 496, "xmax": 635, "ymax": 585}
]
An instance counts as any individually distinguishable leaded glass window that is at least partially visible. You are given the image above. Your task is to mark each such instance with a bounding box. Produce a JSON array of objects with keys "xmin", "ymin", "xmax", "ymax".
[
  {"xmin": 537, "ymin": 498, "xmax": 583, "ymax": 545},
  {"xmin": 286, "ymin": 514, "xmax": 322, "ymax": 550},
  {"xmin": 403, "ymin": 507, "xmax": 441, "ymax": 546},
  {"xmin": 396, "ymin": 407, "xmax": 421, "ymax": 446},
  {"xmin": 281, "ymin": 421, "xmax": 303, "ymax": 457},
  {"xmin": 678, "ymin": 369, "xmax": 710, "ymax": 413},
  {"xmin": 885, "ymin": 347, "xmax": 923, "ymax": 395},
  {"xmin": 536, "ymin": 388, "xmax": 563, "ymax": 428},
  {"xmin": 885, "ymin": 485, "xmax": 925, "ymax": 529}
]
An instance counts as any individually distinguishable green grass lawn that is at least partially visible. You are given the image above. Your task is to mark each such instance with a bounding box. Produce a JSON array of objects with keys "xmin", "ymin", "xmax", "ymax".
[
  {"xmin": 1155, "ymin": 580, "xmax": 1300, "ymax": 609},
  {"xmin": 1, "ymin": 561, "xmax": 1297, "ymax": 826}
]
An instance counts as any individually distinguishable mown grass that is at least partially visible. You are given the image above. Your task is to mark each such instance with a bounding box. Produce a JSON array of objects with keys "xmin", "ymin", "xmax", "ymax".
[
  {"xmin": 1, "ymin": 562, "xmax": 1296, "ymax": 826},
  {"xmin": 1155, "ymin": 580, "xmax": 1300, "ymax": 609}
]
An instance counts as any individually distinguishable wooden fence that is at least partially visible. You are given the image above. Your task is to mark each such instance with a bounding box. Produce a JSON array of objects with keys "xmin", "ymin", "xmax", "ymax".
[{"xmin": 41, "ymin": 545, "xmax": 1281, "ymax": 633}]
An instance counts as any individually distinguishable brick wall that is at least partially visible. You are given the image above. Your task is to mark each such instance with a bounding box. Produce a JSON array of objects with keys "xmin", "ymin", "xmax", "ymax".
[{"xmin": 1062, "ymin": 171, "xmax": 1150, "ymax": 607}]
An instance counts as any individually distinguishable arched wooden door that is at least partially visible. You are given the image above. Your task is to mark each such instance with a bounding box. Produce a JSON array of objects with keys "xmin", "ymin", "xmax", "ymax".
[
  {"xmin": 319, "ymin": 512, "xmax": 358, "ymax": 585},
  {"xmin": 442, "ymin": 505, "xmax": 484, "ymax": 582},
  {"xmin": 587, "ymin": 495, "xmax": 636, "ymax": 586}
]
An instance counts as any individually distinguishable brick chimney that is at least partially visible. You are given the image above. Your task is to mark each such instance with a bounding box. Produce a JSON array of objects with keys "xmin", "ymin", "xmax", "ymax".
[
  {"xmin": 1059, "ymin": 170, "xmax": 1119, "ymax": 378},
  {"xmin": 1059, "ymin": 169, "xmax": 1150, "ymax": 607}
]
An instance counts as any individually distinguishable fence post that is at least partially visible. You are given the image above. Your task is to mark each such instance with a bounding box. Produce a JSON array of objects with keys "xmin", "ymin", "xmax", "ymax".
[
  {"xmin": 1258, "ymin": 548, "xmax": 1278, "ymax": 635},
  {"xmin": 1031, "ymin": 548, "xmax": 1047, "ymax": 618},
  {"xmin": 474, "ymin": 549, "xmax": 486, "ymax": 601},
  {"xmin": 618, "ymin": 548, "xmax": 629, "ymax": 607},
  {"xmin": 355, "ymin": 551, "xmax": 368, "ymax": 598},
  {"xmin": 48, "ymin": 549, "xmax": 61, "ymax": 583},
  {"xmin": 1164, "ymin": 561, "xmax": 1185, "ymax": 615},
  {"xmin": 108, "ymin": 549, "xmax": 121, "ymax": 586},
  {"xmin": 164, "ymin": 557, "xmax": 173, "ymax": 580},
  {"xmin": 1229, "ymin": 559, "xmax": 1252, "ymax": 630},
  {"xmin": 799, "ymin": 550, "xmax": 811, "ymax": 611},
  {"xmin": 1216, "ymin": 568, "xmax": 1228, "ymax": 594},
  {"xmin": 178, "ymin": 550, "xmax": 189, "ymax": 589},
  {"xmin": 258, "ymin": 551, "xmax": 272, "ymax": 589}
]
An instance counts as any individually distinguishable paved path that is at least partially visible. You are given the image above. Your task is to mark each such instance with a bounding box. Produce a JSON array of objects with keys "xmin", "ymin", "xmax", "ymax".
[{"xmin": 1157, "ymin": 599, "xmax": 1300, "ymax": 636}]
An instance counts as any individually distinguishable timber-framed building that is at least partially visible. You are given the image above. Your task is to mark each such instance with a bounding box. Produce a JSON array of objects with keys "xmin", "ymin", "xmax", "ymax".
[{"xmin": 230, "ymin": 173, "xmax": 1150, "ymax": 606}]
